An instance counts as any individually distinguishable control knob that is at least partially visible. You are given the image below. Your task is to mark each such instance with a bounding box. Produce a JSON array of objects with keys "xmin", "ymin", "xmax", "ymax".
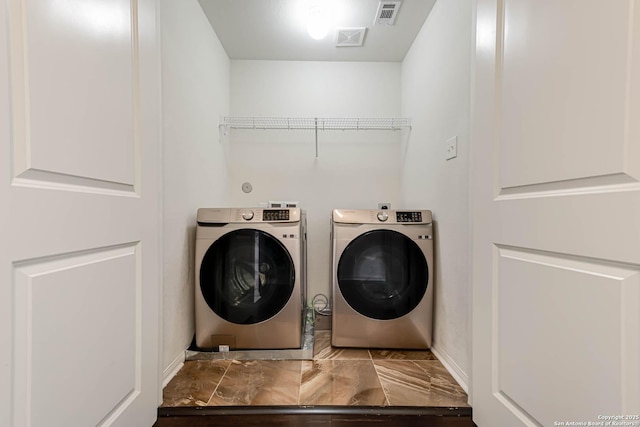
[
  {"xmin": 377, "ymin": 211, "xmax": 389, "ymax": 222},
  {"xmin": 241, "ymin": 210, "xmax": 254, "ymax": 221}
]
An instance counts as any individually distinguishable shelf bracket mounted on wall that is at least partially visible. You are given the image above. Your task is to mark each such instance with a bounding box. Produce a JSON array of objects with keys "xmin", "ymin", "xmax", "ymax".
[
  {"xmin": 218, "ymin": 116, "xmax": 412, "ymax": 157},
  {"xmin": 314, "ymin": 117, "xmax": 318, "ymax": 157}
]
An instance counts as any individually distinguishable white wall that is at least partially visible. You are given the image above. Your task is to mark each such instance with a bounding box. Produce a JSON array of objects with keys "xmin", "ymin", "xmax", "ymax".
[
  {"xmin": 227, "ymin": 60, "xmax": 403, "ymax": 303},
  {"xmin": 161, "ymin": 0, "xmax": 229, "ymax": 377},
  {"xmin": 401, "ymin": 0, "xmax": 472, "ymax": 388}
]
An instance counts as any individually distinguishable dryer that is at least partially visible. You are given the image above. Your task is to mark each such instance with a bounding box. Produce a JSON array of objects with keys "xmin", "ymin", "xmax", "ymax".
[
  {"xmin": 195, "ymin": 207, "xmax": 306, "ymax": 350},
  {"xmin": 331, "ymin": 209, "xmax": 433, "ymax": 349}
]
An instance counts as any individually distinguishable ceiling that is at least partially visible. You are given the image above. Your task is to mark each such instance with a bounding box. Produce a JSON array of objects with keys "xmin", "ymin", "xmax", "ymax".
[{"xmin": 198, "ymin": 0, "xmax": 436, "ymax": 62}]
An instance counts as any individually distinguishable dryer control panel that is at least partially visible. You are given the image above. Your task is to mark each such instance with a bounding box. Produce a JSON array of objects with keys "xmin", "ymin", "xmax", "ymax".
[
  {"xmin": 396, "ymin": 211, "xmax": 422, "ymax": 222},
  {"xmin": 197, "ymin": 207, "xmax": 301, "ymax": 224}
]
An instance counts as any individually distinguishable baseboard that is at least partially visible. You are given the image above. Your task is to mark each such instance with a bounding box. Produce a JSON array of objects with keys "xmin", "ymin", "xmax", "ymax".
[
  {"xmin": 430, "ymin": 345, "xmax": 469, "ymax": 394},
  {"xmin": 162, "ymin": 352, "xmax": 186, "ymax": 388}
]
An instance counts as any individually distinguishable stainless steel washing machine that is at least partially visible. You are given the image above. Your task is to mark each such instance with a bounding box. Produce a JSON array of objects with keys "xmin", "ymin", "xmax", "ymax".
[
  {"xmin": 331, "ymin": 209, "xmax": 433, "ymax": 349},
  {"xmin": 195, "ymin": 207, "xmax": 306, "ymax": 350}
]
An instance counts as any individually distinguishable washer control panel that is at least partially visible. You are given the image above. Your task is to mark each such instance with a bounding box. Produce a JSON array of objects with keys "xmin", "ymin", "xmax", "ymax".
[
  {"xmin": 396, "ymin": 211, "xmax": 423, "ymax": 223},
  {"xmin": 333, "ymin": 209, "xmax": 432, "ymax": 225},
  {"xmin": 263, "ymin": 209, "xmax": 290, "ymax": 221}
]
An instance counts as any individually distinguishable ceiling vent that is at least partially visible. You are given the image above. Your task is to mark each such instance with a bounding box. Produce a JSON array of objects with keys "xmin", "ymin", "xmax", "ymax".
[
  {"xmin": 374, "ymin": 1, "xmax": 401, "ymax": 25},
  {"xmin": 336, "ymin": 27, "xmax": 367, "ymax": 47}
]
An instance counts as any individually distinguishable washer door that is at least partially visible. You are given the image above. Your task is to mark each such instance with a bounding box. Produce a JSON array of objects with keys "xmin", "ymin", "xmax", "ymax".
[
  {"xmin": 337, "ymin": 229, "xmax": 428, "ymax": 320},
  {"xmin": 200, "ymin": 229, "xmax": 295, "ymax": 325}
]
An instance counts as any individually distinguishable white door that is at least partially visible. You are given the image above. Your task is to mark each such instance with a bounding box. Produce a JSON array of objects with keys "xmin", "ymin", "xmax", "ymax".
[
  {"xmin": 0, "ymin": 1, "xmax": 161, "ymax": 426},
  {"xmin": 471, "ymin": 0, "xmax": 640, "ymax": 426}
]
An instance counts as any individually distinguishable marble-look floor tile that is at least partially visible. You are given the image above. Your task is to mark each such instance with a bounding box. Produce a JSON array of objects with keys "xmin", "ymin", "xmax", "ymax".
[
  {"xmin": 374, "ymin": 360, "xmax": 469, "ymax": 407},
  {"xmin": 299, "ymin": 360, "xmax": 387, "ymax": 406},
  {"xmin": 369, "ymin": 349, "xmax": 437, "ymax": 361},
  {"xmin": 313, "ymin": 331, "xmax": 372, "ymax": 360},
  {"xmin": 207, "ymin": 360, "xmax": 302, "ymax": 406},
  {"xmin": 161, "ymin": 360, "xmax": 231, "ymax": 407}
]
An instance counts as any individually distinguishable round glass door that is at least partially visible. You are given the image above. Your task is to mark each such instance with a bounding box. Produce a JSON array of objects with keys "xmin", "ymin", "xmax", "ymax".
[
  {"xmin": 337, "ymin": 229, "xmax": 428, "ymax": 320},
  {"xmin": 200, "ymin": 229, "xmax": 295, "ymax": 325}
]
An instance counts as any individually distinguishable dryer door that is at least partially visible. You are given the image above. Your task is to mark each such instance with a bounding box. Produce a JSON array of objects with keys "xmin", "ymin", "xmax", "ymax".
[
  {"xmin": 337, "ymin": 229, "xmax": 428, "ymax": 320},
  {"xmin": 200, "ymin": 229, "xmax": 295, "ymax": 324}
]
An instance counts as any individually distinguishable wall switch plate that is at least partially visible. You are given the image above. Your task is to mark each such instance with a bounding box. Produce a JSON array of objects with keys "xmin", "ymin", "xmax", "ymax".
[{"xmin": 446, "ymin": 136, "xmax": 457, "ymax": 160}]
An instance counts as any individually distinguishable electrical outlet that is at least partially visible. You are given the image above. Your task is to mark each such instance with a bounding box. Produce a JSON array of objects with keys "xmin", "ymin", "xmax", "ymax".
[{"xmin": 446, "ymin": 136, "xmax": 457, "ymax": 160}]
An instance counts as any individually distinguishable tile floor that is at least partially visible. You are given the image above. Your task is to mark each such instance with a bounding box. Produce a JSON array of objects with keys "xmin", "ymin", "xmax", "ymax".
[{"xmin": 161, "ymin": 320, "xmax": 469, "ymax": 408}]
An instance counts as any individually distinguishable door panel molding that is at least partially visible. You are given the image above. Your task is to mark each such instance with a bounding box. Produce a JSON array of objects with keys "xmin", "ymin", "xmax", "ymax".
[
  {"xmin": 491, "ymin": 245, "xmax": 640, "ymax": 425},
  {"xmin": 497, "ymin": 174, "xmax": 640, "ymax": 199},
  {"xmin": 627, "ymin": 0, "xmax": 640, "ymax": 180},
  {"xmin": 7, "ymin": 0, "xmax": 140, "ymax": 190},
  {"xmin": 497, "ymin": 0, "xmax": 637, "ymax": 190},
  {"xmin": 12, "ymin": 243, "xmax": 143, "ymax": 427},
  {"xmin": 12, "ymin": 169, "xmax": 137, "ymax": 196}
]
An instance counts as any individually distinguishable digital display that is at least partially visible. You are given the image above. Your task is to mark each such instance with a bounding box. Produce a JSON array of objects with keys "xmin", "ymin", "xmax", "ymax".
[
  {"xmin": 263, "ymin": 209, "xmax": 290, "ymax": 221},
  {"xmin": 396, "ymin": 211, "xmax": 422, "ymax": 222}
]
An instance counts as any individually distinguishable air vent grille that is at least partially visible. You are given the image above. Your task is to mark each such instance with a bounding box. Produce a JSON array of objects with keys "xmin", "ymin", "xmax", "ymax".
[
  {"xmin": 380, "ymin": 6, "xmax": 395, "ymax": 19},
  {"xmin": 374, "ymin": 1, "xmax": 401, "ymax": 25},
  {"xmin": 336, "ymin": 28, "xmax": 367, "ymax": 47}
]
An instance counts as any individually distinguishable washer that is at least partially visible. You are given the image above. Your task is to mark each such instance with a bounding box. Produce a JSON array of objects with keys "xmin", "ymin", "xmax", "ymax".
[
  {"xmin": 331, "ymin": 209, "xmax": 433, "ymax": 349},
  {"xmin": 195, "ymin": 207, "xmax": 306, "ymax": 350}
]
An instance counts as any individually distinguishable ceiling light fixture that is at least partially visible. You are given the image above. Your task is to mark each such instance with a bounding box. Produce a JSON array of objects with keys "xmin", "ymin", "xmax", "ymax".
[{"xmin": 306, "ymin": 1, "xmax": 331, "ymax": 40}]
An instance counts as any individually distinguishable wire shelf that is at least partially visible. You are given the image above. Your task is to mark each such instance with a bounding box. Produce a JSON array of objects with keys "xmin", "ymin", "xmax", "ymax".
[
  {"xmin": 219, "ymin": 116, "xmax": 411, "ymax": 158},
  {"xmin": 221, "ymin": 116, "xmax": 411, "ymax": 131}
]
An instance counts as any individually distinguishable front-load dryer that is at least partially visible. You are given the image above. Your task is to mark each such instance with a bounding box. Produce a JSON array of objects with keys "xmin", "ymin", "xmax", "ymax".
[
  {"xmin": 195, "ymin": 207, "xmax": 306, "ymax": 350},
  {"xmin": 331, "ymin": 209, "xmax": 433, "ymax": 349}
]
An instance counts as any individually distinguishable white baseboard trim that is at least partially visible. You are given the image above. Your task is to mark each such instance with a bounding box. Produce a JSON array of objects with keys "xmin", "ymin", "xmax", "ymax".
[
  {"xmin": 162, "ymin": 352, "xmax": 186, "ymax": 388},
  {"xmin": 430, "ymin": 345, "xmax": 469, "ymax": 394}
]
